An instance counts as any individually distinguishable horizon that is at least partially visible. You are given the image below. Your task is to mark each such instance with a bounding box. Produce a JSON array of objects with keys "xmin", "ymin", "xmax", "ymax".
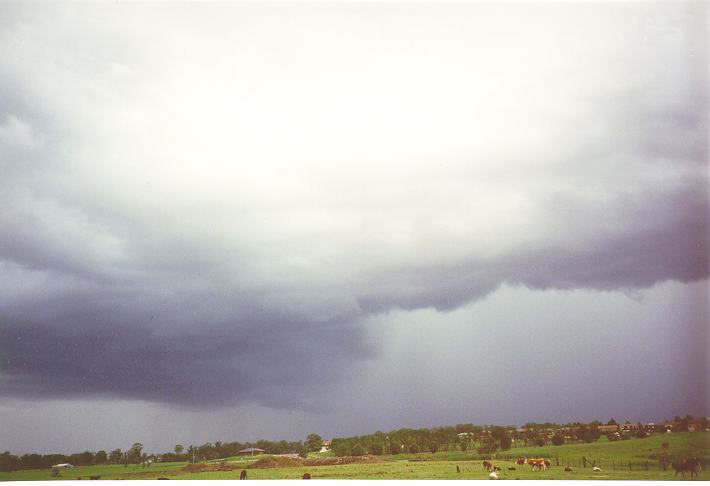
[
  {"xmin": 1, "ymin": 1, "xmax": 708, "ymax": 457},
  {"xmin": 3, "ymin": 412, "xmax": 705, "ymax": 456}
]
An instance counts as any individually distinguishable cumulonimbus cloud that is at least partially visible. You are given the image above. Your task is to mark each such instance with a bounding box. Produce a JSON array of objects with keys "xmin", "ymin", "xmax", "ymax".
[{"xmin": 0, "ymin": 2, "xmax": 707, "ymax": 409}]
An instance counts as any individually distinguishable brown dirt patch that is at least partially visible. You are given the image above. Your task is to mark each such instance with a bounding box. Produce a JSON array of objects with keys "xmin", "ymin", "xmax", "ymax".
[
  {"xmin": 181, "ymin": 463, "xmax": 239, "ymax": 473},
  {"xmin": 306, "ymin": 455, "xmax": 384, "ymax": 466},
  {"xmin": 248, "ymin": 454, "xmax": 384, "ymax": 469},
  {"xmin": 248, "ymin": 456, "xmax": 306, "ymax": 469}
]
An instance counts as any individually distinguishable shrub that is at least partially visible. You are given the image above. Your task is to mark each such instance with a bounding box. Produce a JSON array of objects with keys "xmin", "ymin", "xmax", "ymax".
[
  {"xmin": 389, "ymin": 442, "xmax": 401, "ymax": 455},
  {"xmin": 351, "ymin": 444, "xmax": 364, "ymax": 456},
  {"xmin": 636, "ymin": 430, "xmax": 648, "ymax": 439},
  {"xmin": 408, "ymin": 444, "xmax": 420, "ymax": 454},
  {"xmin": 428, "ymin": 443, "xmax": 439, "ymax": 454},
  {"xmin": 551, "ymin": 434, "xmax": 565, "ymax": 446}
]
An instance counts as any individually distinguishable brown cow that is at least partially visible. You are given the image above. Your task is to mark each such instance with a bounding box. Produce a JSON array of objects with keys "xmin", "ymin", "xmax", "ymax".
[
  {"xmin": 482, "ymin": 461, "xmax": 493, "ymax": 471},
  {"xmin": 672, "ymin": 457, "xmax": 702, "ymax": 478},
  {"xmin": 527, "ymin": 458, "xmax": 548, "ymax": 471}
]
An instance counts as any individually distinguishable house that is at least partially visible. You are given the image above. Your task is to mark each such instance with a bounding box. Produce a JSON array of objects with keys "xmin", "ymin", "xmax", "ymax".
[
  {"xmin": 320, "ymin": 440, "xmax": 332, "ymax": 453},
  {"xmin": 598, "ymin": 425, "xmax": 619, "ymax": 433},
  {"xmin": 237, "ymin": 448, "xmax": 265, "ymax": 456}
]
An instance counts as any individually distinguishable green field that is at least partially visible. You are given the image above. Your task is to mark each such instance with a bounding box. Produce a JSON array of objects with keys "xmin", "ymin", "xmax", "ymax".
[{"xmin": 2, "ymin": 432, "xmax": 708, "ymax": 481}]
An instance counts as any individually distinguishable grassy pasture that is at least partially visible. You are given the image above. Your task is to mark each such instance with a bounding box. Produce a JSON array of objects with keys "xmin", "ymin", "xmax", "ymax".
[{"xmin": 1, "ymin": 432, "xmax": 707, "ymax": 481}]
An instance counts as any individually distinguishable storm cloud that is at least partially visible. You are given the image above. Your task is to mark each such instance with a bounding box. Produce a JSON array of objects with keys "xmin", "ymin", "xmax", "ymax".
[{"xmin": 0, "ymin": 0, "xmax": 707, "ymax": 421}]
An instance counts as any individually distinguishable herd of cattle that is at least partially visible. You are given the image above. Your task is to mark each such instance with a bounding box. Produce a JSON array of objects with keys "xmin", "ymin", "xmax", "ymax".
[{"xmin": 474, "ymin": 456, "xmax": 704, "ymax": 479}]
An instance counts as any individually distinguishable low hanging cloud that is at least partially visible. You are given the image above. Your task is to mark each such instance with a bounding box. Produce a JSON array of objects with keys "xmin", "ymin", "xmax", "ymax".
[{"xmin": 0, "ymin": 2, "xmax": 707, "ymax": 409}]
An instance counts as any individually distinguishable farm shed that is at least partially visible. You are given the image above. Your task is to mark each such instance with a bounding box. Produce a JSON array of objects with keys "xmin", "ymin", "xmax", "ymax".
[{"xmin": 237, "ymin": 448, "xmax": 265, "ymax": 456}]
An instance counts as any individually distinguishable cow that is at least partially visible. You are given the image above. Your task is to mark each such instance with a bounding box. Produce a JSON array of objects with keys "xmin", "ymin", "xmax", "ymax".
[
  {"xmin": 672, "ymin": 457, "xmax": 702, "ymax": 478},
  {"xmin": 482, "ymin": 461, "xmax": 493, "ymax": 471},
  {"xmin": 239, "ymin": 469, "xmax": 248, "ymax": 480},
  {"xmin": 488, "ymin": 471, "xmax": 499, "ymax": 480},
  {"xmin": 456, "ymin": 465, "xmax": 461, "ymax": 475},
  {"xmin": 527, "ymin": 458, "xmax": 548, "ymax": 471},
  {"xmin": 508, "ymin": 467, "xmax": 516, "ymax": 471},
  {"xmin": 515, "ymin": 458, "xmax": 526, "ymax": 466},
  {"xmin": 302, "ymin": 472, "xmax": 312, "ymax": 480},
  {"xmin": 593, "ymin": 466, "xmax": 602, "ymax": 472},
  {"xmin": 564, "ymin": 467, "xmax": 572, "ymax": 472}
]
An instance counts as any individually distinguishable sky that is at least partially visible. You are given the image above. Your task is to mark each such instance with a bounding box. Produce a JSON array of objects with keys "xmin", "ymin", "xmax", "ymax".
[{"xmin": 0, "ymin": 1, "xmax": 708, "ymax": 454}]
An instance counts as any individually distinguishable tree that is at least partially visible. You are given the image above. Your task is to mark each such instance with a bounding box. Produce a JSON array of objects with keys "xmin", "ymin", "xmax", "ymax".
[
  {"xmin": 109, "ymin": 449, "xmax": 123, "ymax": 464},
  {"xmin": 305, "ymin": 434, "xmax": 323, "ymax": 452},
  {"xmin": 174, "ymin": 445, "xmax": 184, "ymax": 456},
  {"xmin": 607, "ymin": 419, "xmax": 617, "ymax": 425},
  {"xmin": 408, "ymin": 444, "xmax": 420, "ymax": 454},
  {"xmin": 551, "ymin": 433, "xmax": 565, "ymax": 446},
  {"xmin": 389, "ymin": 442, "xmax": 401, "ymax": 455},
  {"xmin": 128, "ymin": 443, "xmax": 144, "ymax": 464},
  {"xmin": 477, "ymin": 435, "xmax": 498, "ymax": 455},
  {"xmin": 351, "ymin": 444, "xmax": 364, "ymax": 456},
  {"xmin": 460, "ymin": 441, "xmax": 468, "ymax": 453},
  {"xmin": 500, "ymin": 435, "xmax": 512, "ymax": 451},
  {"xmin": 94, "ymin": 450, "xmax": 108, "ymax": 465},
  {"xmin": 428, "ymin": 442, "xmax": 439, "ymax": 454},
  {"xmin": 369, "ymin": 443, "xmax": 383, "ymax": 455}
]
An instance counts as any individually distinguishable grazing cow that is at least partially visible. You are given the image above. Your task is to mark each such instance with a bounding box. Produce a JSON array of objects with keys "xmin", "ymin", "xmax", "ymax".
[
  {"xmin": 672, "ymin": 457, "xmax": 701, "ymax": 478},
  {"xmin": 482, "ymin": 461, "xmax": 493, "ymax": 471},
  {"xmin": 564, "ymin": 467, "xmax": 572, "ymax": 472},
  {"xmin": 239, "ymin": 469, "xmax": 248, "ymax": 480},
  {"xmin": 515, "ymin": 458, "xmax": 526, "ymax": 466},
  {"xmin": 527, "ymin": 458, "xmax": 547, "ymax": 471},
  {"xmin": 493, "ymin": 466, "xmax": 501, "ymax": 472},
  {"xmin": 488, "ymin": 471, "xmax": 499, "ymax": 480},
  {"xmin": 593, "ymin": 466, "xmax": 601, "ymax": 472},
  {"xmin": 508, "ymin": 467, "xmax": 516, "ymax": 471},
  {"xmin": 302, "ymin": 472, "xmax": 311, "ymax": 480},
  {"xmin": 456, "ymin": 465, "xmax": 461, "ymax": 475}
]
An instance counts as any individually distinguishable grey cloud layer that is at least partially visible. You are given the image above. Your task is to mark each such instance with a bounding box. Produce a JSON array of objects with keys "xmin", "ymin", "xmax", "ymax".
[{"xmin": 0, "ymin": 3, "xmax": 707, "ymax": 409}]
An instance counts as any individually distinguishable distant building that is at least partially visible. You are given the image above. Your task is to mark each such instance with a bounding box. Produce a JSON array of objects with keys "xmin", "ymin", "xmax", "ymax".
[
  {"xmin": 320, "ymin": 440, "xmax": 332, "ymax": 453},
  {"xmin": 237, "ymin": 448, "xmax": 265, "ymax": 456},
  {"xmin": 598, "ymin": 425, "xmax": 619, "ymax": 433}
]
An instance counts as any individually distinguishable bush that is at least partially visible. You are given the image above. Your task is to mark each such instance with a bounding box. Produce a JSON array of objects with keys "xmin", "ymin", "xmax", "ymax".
[
  {"xmin": 636, "ymin": 430, "xmax": 648, "ymax": 439},
  {"xmin": 551, "ymin": 434, "xmax": 565, "ymax": 446},
  {"xmin": 460, "ymin": 442, "xmax": 468, "ymax": 452},
  {"xmin": 298, "ymin": 448, "xmax": 308, "ymax": 459},
  {"xmin": 408, "ymin": 444, "xmax": 420, "ymax": 454},
  {"xmin": 351, "ymin": 444, "xmax": 364, "ymax": 456},
  {"xmin": 389, "ymin": 442, "xmax": 401, "ymax": 455},
  {"xmin": 428, "ymin": 443, "xmax": 439, "ymax": 454}
]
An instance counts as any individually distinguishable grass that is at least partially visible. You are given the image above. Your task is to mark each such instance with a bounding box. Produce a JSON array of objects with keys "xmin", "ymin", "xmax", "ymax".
[{"xmin": 1, "ymin": 432, "xmax": 708, "ymax": 481}]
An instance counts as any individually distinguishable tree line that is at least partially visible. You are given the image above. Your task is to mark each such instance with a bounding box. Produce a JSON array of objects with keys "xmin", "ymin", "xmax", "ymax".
[{"xmin": 1, "ymin": 414, "xmax": 706, "ymax": 472}]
